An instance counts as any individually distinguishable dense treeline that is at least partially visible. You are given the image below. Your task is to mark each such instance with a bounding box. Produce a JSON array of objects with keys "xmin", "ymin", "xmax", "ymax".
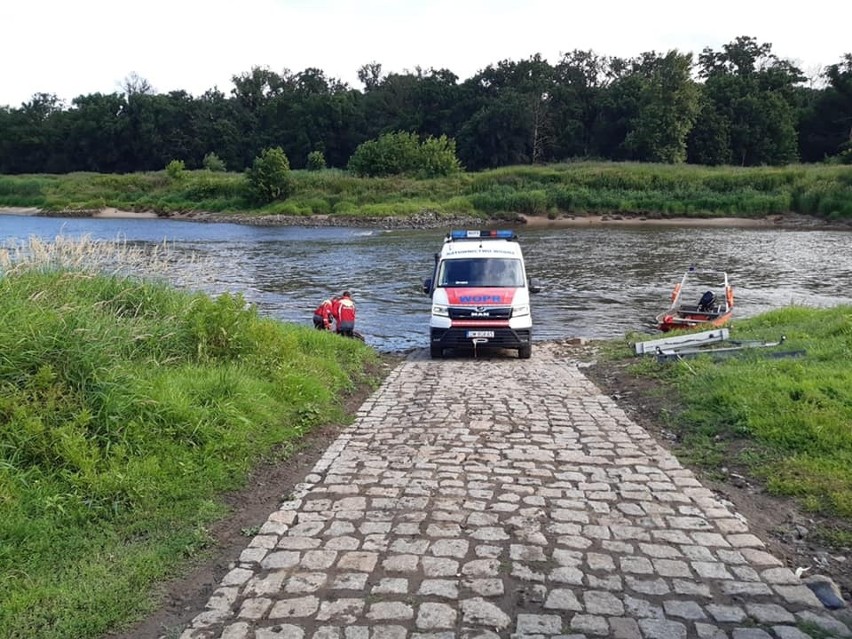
[{"xmin": 1, "ymin": 36, "xmax": 850, "ymax": 175}]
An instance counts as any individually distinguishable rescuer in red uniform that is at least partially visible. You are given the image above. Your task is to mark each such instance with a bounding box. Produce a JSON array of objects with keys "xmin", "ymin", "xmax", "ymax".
[
  {"xmin": 335, "ymin": 291, "xmax": 356, "ymax": 337},
  {"xmin": 312, "ymin": 297, "xmax": 334, "ymax": 330}
]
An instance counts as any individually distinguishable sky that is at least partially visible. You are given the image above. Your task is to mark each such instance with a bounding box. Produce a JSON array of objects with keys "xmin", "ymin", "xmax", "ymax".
[{"xmin": 2, "ymin": 0, "xmax": 849, "ymax": 108}]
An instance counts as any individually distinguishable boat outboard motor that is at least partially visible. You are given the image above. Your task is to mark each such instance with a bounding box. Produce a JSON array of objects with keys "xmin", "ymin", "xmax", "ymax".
[{"xmin": 698, "ymin": 290, "xmax": 717, "ymax": 312}]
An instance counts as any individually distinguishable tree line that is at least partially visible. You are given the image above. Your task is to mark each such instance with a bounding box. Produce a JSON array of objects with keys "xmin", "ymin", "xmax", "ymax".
[{"xmin": 1, "ymin": 36, "xmax": 850, "ymax": 175}]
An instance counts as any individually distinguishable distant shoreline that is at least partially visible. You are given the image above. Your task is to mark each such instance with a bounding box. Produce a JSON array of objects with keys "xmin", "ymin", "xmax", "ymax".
[{"xmin": 1, "ymin": 206, "xmax": 849, "ymax": 232}]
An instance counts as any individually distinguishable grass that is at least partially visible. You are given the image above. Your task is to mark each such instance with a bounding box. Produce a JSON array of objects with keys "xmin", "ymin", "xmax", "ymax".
[
  {"xmin": 617, "ymin": 305, "xmax": 852, "ymax": 530},
  {"xmin": 0, "ymin": 239, "xmax": 380, "ymax": 638},
  {"xmin": 1, "ymin": 161, "xmax": 851, "ymax": 220}
]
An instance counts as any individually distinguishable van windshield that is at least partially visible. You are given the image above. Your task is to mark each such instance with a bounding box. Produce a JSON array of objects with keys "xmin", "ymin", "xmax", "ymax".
[{"xmin": 437, "ymin": 258, "xmax": 525, "ymax": 288}]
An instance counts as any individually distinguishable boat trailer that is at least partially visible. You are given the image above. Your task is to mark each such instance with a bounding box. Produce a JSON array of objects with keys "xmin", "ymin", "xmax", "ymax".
[{"xmin": 633, "ymin": 329, "xmax": 805, "ymax": 363}]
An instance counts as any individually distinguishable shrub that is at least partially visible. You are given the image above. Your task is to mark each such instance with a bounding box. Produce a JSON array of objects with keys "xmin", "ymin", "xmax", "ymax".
[
  {"xmin": 346, "ymin": 131, "xmax": 462, "ymax": 178},
  {"xmin": 306, "ymin": 151, "xmax": 326, "ymax": 171},
  {"xmin": 165, "ymin": 160, "xmax": 185, "ymax": 180},
  {"xmin": 348, "ymin": 132, "xmax": 421, "ymax": 177},
  {"xmin": 245, "ymin": 147, "xmax": 293, "ymax": 203},
  {"xmin": 202, "ymin": 152, "xmax": 227, "ymax": 172},
  {"xmin": 836, "ymin": 143, "xmax": 852, "ymax": 165},
  {"xmin": 418, "ymin": 135, "xmax": 462, "ymax": 178}
]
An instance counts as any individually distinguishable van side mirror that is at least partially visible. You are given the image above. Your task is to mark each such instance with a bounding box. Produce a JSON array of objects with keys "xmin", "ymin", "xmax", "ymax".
[
  {"xmin": 422, "ymin": 278, "xmax": 432, "ymax": 295},
  {"xmin": 529, "ymin": 278, "xmax": 542, "ymax": 294}
]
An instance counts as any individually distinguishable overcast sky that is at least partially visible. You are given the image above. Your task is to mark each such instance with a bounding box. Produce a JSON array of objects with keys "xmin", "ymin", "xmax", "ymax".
[{"xmin": 2, "ymin": 0, "xmax": 848, "ymax": 108}]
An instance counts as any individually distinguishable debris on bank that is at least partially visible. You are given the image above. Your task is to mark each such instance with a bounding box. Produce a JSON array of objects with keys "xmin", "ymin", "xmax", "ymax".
[{"xmin": 633, "ymin": 328, "xmax": 805, "ymax": 363}]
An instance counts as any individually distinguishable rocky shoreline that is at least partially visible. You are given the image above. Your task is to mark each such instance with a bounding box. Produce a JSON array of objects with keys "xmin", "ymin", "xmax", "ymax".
[
  {"xmin": 4, "ymin": 206, "xmax": 851, "ymax": 231},
  {"xmin": 175, "ymin": 209, "xmax": 491, "ymax": 230}
]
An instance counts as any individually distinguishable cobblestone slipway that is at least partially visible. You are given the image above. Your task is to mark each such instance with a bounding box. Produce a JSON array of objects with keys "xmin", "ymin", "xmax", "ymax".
[{"xmin": 180, "ymin": 346, "xmax": 850, "ymax": 639}]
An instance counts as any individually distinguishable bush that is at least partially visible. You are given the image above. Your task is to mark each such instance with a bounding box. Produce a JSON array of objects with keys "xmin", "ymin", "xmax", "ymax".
[
  {"xmin": 202, "ymin": 152, "xmax": 227, "ymax": 172},
  {"xmin": 306, "ymin": 151, "xmax": 326, "ymax": 171},
  {"xmin": 245, "ymin": 147, "xmax": 293, "ymax": 203},
  {"xmin": 418, "ymin": 135, "xmax": 462, "ymax": 178},
  {"xmin": 165, "ymin": 160, "xmax": 185, "ymax": 180},
  {"xmin": 347, "ymin": 131, "xmax": 461, "ymax": 178},
  {"xmin": 836, "ymin": 143, "xmax": 852, "ymax": 165},
  {"xmin": 348, "ymin": 132, "xmax": 420, "ymax": 177}
]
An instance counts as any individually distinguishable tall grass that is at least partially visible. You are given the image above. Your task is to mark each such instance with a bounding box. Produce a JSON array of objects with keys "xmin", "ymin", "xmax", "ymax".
[
  {"xmin": 0, "ymin": 240, "xmax": 378, "ymax": 638},
  {"xmin": 2, "ymin": 162, "xmax": 850, "ymax": 220},
  {"xmin": 624, "ymin": 306, "xmax": 852, "ymax": 537}
]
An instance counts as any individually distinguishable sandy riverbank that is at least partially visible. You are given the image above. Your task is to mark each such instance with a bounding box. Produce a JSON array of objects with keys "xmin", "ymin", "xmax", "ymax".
[
  {"xmin": 0, "ymin": 207, "xmax": 158, "ymax": 219},
  {"xmin": 93, "ymin": 208, "xmax": 158, "ymax": 219}
]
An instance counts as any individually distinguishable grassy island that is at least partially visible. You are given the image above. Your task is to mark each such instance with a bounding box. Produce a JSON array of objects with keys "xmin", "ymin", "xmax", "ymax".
[{"xmin": 2, "ymin": 162, "xmax": 851, "ymax": 222}]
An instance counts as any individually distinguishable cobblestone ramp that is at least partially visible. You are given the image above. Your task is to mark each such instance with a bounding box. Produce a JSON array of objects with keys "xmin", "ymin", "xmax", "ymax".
[{"xmin": 181, "ymin": 346, "xmax": 850, "ymax": 639}]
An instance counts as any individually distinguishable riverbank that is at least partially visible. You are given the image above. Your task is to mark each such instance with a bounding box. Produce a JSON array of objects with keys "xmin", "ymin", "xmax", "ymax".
[
  {"xmin": 1, "ymin": 162, "xmax": 851, "ymax": 227},
  {"xmin": 3, "ymin": 206, "xmax": 850, "ymax": 232},
  {"xmin": 0, "ymin": 265, "xmax": 382, "ymax": 639},
  {"xmin": 585, "ymin": 306, "xmax": 852, "ymax": 604}
]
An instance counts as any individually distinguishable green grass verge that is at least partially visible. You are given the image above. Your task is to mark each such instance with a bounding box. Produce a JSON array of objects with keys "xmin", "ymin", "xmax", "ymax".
[
  {"xmin": 0, "ymin": 269, "xmax": 380, "ymax": 639},
  {"xmin": 1, "ymin": 161, "xmax": 851, "ymax": 220},
  {"xmin": 618, "ymin": 306, "xmax": 852, "ymax": 529}
]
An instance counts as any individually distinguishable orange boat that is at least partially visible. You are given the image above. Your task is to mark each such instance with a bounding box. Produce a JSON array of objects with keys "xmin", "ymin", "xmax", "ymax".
[{"xmin": 656, "ymin": 268, "xmax": 734, "ymax": 332}]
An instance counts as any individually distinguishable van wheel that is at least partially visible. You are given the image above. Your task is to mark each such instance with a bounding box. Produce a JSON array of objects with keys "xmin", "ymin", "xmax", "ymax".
[
  {"xmin": 518, "ymin": 345, "xmax": 532, "ymax": 359},
  {"xmin": 430, "ymin": 346, "xmax": 443, "ymax": 359}
]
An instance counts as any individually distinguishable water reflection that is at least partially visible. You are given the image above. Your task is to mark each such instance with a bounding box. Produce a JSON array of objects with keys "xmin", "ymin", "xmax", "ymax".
[{"xmin": 2, "ymin": 215, "xmax": 851, "ymax": 352}]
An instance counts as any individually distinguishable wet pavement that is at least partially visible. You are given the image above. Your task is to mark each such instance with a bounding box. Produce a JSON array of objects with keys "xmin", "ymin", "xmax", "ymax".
[{"xmin": 179, "ymin": 345, "xmax": 851, "ymax": 639}]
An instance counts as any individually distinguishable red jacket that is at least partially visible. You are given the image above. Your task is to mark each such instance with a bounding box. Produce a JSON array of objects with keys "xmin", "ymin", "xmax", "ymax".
[
  {"xmin": 337, "ymin": 297, "xmax": 356, "ymax": 323},
  {"xmin": 314, "ymin": 299, "xmax": 333, "ymax": 328}
]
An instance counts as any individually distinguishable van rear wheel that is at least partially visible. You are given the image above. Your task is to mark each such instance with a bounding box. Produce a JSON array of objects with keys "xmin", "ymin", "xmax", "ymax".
[
  {"xmin": 430, "ymin": 346, "xmax": 443, "ymax": 359},
  {"xmin": 518, "ymin": 345, "xmax": 532, "ymax": 359}
]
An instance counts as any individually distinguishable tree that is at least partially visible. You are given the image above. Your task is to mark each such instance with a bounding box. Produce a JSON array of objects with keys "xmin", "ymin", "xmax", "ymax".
[
  {"xmin": 594, "ymin": 71, "xmax": 646, "ymax": 160},
  {"xmin": 195, "ymin": 88, "xmax": 244, "ymax": 171},
  {"xmin": 3, "ymin": 93, "xmax": 66, "ymax": 172},
  {"xmin": 246, "ymin": 147, "xmax": 293, "ymax": 202},
  {"xmin": 625, "ymin": 51, "xmax": 700, "ymax": 163},
  {"xmin": 692, "ymin": 36, "xmax": 802, "ymax": 165},
  {"xmin": 687, "ymin": 98, "xmax": 732, "ymax": 165},
  {"xmin": 121, "ymin": 72, "xmax": 154, "ymax": 97},
  {"xmin": 457, "ymin": 93, "xmax": 535, "ymax": 169},
  {"xmin": 306, "ymin": 150, "xmax": 326, "ymax": 170},
  {"xmin": 455, "ymin": 55, "xmax": 559, "ymax": 168},
  {"xmin": 165, "ymin": 159, "xmax": 186, "ymax": 179},
  {"xmin": 203, "ymin": 152, "xmax": 227, "ymax": 172},
  {"xmin": 698, "ymin": 36, "xmax": 774, "ymax": 78},
  {"xmin": 64, "ymin": 92, "xmax": 128, "ymax": 172},
  {"xmin": 357, "ymin": 62, "xmax": 384, "ymax": 91},
  {"xmin": 549, "ymin": 49, "xmax": 609, "ymax": 159},
  {"xmin": 799, "ymin": 54, "xmax": 852, "ymax": 161}
]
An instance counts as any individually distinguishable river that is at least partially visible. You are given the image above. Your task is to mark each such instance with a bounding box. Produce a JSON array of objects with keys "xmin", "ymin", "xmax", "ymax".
[{"xmin": 2, "ymin": 214, "xmax": 851, "ymax": 352}]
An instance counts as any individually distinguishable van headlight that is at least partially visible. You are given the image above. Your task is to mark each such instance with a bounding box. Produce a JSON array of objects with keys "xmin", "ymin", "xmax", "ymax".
[
  {"xmin": 432, "ymin": 305, "xmax": 449, "ymax": 317},
  {"xmin": 513, "ymin": 305, "xmax": 530, "ymax": 318}
]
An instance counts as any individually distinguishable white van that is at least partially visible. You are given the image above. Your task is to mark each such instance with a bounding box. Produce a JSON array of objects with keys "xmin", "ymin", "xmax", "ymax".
[{"xmin": 422, "ymin": 229, "xmax": 541, "ymax": 359}]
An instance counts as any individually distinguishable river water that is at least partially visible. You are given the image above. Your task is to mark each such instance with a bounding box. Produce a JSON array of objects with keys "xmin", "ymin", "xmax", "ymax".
[{"xmin": 2, "ymin": 215, "xmax": 851, "ymax": 352}]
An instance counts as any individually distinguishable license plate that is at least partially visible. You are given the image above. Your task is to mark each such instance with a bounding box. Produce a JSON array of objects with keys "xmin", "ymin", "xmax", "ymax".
[{"xmin": 467, "ymin": 330, "xmax": 494, "ymax": 338}]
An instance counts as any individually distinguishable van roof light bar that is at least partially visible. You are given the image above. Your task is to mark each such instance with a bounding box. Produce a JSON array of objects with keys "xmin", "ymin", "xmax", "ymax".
[{"xmin": 447, "ymin": 230, "xmax": 517, "ymax": 241}]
